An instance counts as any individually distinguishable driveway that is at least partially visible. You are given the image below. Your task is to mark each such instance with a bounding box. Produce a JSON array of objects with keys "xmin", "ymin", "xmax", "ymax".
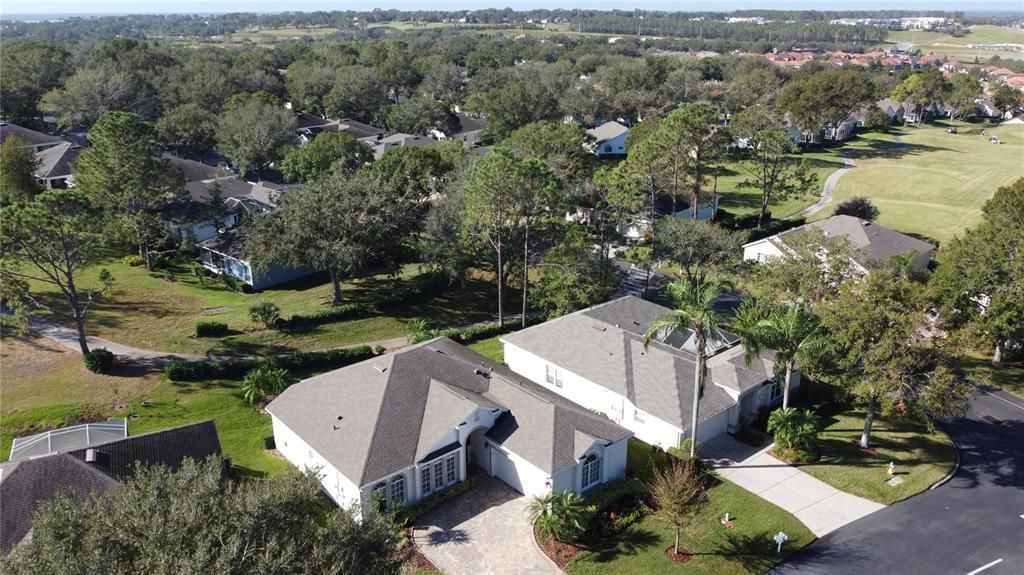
[
  {"xmin": 771, "ymin": 387, "xmax": 1024, "ymax": 575},
  {"xmin": 702, "ymin": 435, "xmax": 884, "ymax": 537},
  {"xmin": 412, "ymin": 477, "xmax": 563, "ymax": 575}
]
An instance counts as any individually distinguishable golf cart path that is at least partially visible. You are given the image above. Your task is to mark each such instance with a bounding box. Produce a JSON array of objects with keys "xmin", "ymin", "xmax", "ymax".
[{"xmin": 795, "ymin": 156, "xmax": 856, "ymax": 218}]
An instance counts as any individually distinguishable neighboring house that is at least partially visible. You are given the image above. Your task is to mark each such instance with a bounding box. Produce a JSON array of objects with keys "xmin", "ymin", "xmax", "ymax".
[
  {"xmin": 198, "ymin": 227, "xmax": 315, "ymax": 290},
  {"xmin": 32, "ymin": 141, "xmax": 80, "ymax": 189},
  {"xmin": 296, "ymin": 113, "xmax": 385, "ymax": 144},
  {"xmin": 177, "ymin": 178, "xmax": 281, "ymax": 243},
  {"xmin": 875, "ymin": 98, "xmax": 906, "ymax": 124},
  {"xmin": 825, "ymin": 117, "xmax": 858, "ymax": 141},
  {"xmin": 267, "ymin": 337, "xmax": 631, "ymax": 515},
  {"xmin": 360, "ymin": 133, "xmax": 441, "ymax": 160},
  {"xmin": 0, "ymin": 122, "xmax": 67, "ymax": 152},
  {"xmin": 974, "ymin": 98, "xmax": 1002, "ymax": 119},
  {"xmin": 502, "ymin": 296, "xmax": 789, "ymax": 449},
  {"xmin": 586, "ymin": 121, "xmax": 629, "ymax": 158},
  {"xmin": 742, "ymin": 214, "xmax": 936, "ymax": 274},
  {"xmin": 0, "ymin": 421, "xmax": 222, "ymax": 554}
]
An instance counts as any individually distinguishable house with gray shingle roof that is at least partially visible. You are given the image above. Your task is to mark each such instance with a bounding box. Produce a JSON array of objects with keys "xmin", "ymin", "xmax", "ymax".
[
  {"xmin": 266, "ymin": 337, "xmax": 631, "ymax": 515},
  {"xmin": 742, "ymin": 214, "xmax": 936, "ymax": 274},
  {"xmin": 501, "ymin": 296, "xmax": 789, "ymax": 450},
  {"xmin": 586, "ymin": 120, "xmax": 629, "ymax": 157}
]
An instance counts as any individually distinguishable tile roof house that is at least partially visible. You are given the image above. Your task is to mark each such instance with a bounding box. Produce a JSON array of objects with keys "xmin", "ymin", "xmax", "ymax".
[
  {"xmin": 0, "ymin": 421, "xmax": 222, "ymax": 554},
  {"xmin": 267, "ymin": 338, "xmax": 631, "ymax": 514},
  {"xmin": 501, "ymin": 296, "xmax": 790, "ymax": 450},
  {"xmin": 742, "ymin": 214, "xmax": 936, "ymax": 274}
]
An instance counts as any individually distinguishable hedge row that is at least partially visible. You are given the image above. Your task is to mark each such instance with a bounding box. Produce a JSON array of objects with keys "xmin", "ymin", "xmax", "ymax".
[
  {"xmin": 393, "ymin": 474, "xmax": 480, "ymax": 526},
  {"xmin": 195, "ymin": 321, "xmax": 230, "ymax": 337},
  {"xmin": 164, "ymin": 345, "xmax": 377, "ymax": 381},
  {"xmin": 409, "ymin": 321, "xmax": 510, "ymax": 345},
  {"xmin": 281, "ymin": 303, "xmax": 370, "ymax": 327}
]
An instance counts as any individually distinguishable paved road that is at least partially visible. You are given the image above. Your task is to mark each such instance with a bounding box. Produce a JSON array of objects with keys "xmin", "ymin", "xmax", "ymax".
[
  {"xmin": 796, "ymin": 156, "xmax": 856, "ymax": 218},
  {"xmin": 772, "ymin": 387, "xmax": 1024, "ymax": 575}
]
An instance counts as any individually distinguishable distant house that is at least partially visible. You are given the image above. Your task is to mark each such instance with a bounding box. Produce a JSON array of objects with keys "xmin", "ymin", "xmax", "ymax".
[
  {"xmin": 974, "ymin": 98, "xmax": 1002, "ymax": 120},
  {"xmin": 0, "ymin": 421, "xmax": 222, "ymax": 554},
  {"xmin": 502, "ymin": 297, "xmax": 790, "ymax": 449},
  {"xmin": 875, "ymin": 98, "xmax": 906, "ymax": 125},
  {"xmin": 176, "ymin": 178, "xmax": 282, "ymax": 243},
  {"xmin": 742, "ymin": 214, "xmax": 936, "ymax": 274},
  {"xmin": 825, "ymin": 117, "xmax": 858, "ymax": 142},
  {"xmin": 360, "ymin": 133, "xmax": 441, "ymax": 160},
  {"xmin": 33, "ymin": 141, "xmax": 80, "ymax": 189},
  {"xmin": 268, "ymin": 338, "xmax": 631, "ymax": 515},
  {"xmin": 296, "ymin": 113, "xmax": 385, "ymax": 144},
  {"xmin": 198, "ymin": 227, "xmax": 316, "ymax": 290},
  {"xmin": 432, "ymin": 112, "xmax": 488, "ymax": 147},
  {"xmin": 586, "ymin": 121, "xmax": 629, "ymax": 158},
  {"xmin": 0, "ymin": 122, "xmax": 67, "ymax": 152}
]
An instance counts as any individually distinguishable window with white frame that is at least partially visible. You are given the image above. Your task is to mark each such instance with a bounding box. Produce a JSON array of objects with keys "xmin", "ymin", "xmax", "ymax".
[
  {"xmin": 421, "ymin": 466, "xmax": 432, "ymax": 495},
  {"xmin": 373, "ymin": 482, "xmax": 387, "ymax": 510},
  {"xmin": 445, "ymin": 454, "xmax": 457, "ymax": 484},
  {"xmin": 768, "ymin": 380, "xmax": 782, "ymax": 401},
  {"xmin": 545, "ymin": 364, "xmax": 564, "ymax": 388},
  {"xmin": 634, "ymin": 409, "xmax": 647, "ymax": 424},
  {"xmin": 389, "ymin": 476, "xmax": 405, "ymax": 504},
  {"xmin": 433, "ymin": 461, "xmax": 444, "ymax": 490},
  {"xmin": 582, "ymin": 453, "xmax": 602, "ymax": 490}
]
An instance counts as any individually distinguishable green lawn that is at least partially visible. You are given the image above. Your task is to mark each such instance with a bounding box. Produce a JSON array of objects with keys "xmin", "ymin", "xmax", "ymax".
[
  {"xmin": 960, "ymin": 353, "xmax": 1024, "ymax": 398},
  {"xmin": 466, "ymin": 335, "xmax": 505, "ymax": 363},
  {"xmin": 26, "ymin": 256, "xmax": 510, "ymax": 356},
  {"xmin": 887, "ymin": 25, "xmax": 1024, "ymax": 61},
  {"xmin": 567, "ymin": 440, "xmax": 815, "ymax": 575},
  {"xmin": 715, "ymin": 153, "xmax": 842, "ymax": 219},
  {"xmin": 796, "ymin": 409, "xmax": 956, "ymax": 505},
  {"xmin": 810, "ymin": 123, "xmax": 1024, "ymax": 245}
]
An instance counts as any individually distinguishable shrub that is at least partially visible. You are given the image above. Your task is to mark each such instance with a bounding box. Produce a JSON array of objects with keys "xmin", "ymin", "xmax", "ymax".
[
  {"xmin": 834, "ymin": 197, "xmax": 880, "ymax": 221},
  {"xmin": 195, "ymin": 321, "xmax": 229, "ymax": 337},
  {"xmin": 586, "ymin": 478, "xmax": 648, "ymax": 511},
  {"xmin": 121, "ymin": 255, "xmax": 145, "ymax": 267},
  {"xmin": 241, "ymin": 367, "xmax": 292, "ymax": 404},
  {"xmin": 528, "ymin": 492, "xmax": 595, "ymax": 543},
  {"xmin": 283, "ymin": 303, "xmax": 370, "ymax": 327},
  {"xmin": 83, "ymin": 348, "xmax": 115, "ymax": 373},
  {"xmin": 767, "ymin": 407, "xmax": 820, "ymax": 453},
  {"xmin": 249, "ymin": 301, "xmax": 281, "ymax": 329},
  {"xmin": 164, "ymin": 346, "xmax": 378, "ymax": 382}
]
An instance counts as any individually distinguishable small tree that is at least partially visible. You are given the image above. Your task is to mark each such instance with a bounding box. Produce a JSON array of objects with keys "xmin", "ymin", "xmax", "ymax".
[
  {"xmin": 249, "ymin": 300, "xmax": 281, "ymax": 329},
  {"xmin": 767, "ymin": 407, "xmax": 820, "ymax": 455},
  {"xmin": 649, "ymin": 458, "xmax": 709, "ymax": 557},
  {"xmin": 527, "ymin": 491, "xmax": 593, "ymax": 543},
  {"xmin": 241, "ymin": 367, "xmax": 292, "ymax": 404},
  {"xmin": 834, "ymin": 197, "xmax": 880, "ymax": 221}
]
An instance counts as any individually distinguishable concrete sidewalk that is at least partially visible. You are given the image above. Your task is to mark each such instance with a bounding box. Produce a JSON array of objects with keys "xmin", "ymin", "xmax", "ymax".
[{"xmin": 703, "ymin": 435, "xmax": 884, "ymax": 537}]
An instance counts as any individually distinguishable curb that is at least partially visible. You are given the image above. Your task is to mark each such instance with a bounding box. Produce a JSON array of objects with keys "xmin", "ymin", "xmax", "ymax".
[{"xmin": 928, "ymin": 423, "xmax": 960, "ymax": 491}]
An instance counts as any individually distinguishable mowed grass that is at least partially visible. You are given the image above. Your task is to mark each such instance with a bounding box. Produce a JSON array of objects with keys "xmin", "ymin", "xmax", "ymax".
[
  {"xmin": 797, "ymin": 409, "xmax": 956, "ymax": 505},
  {"xmin": 811, "ymin": 123, "xmax": 1024, "ymax": 244},
  {"xmin": 887, "ymin": 25, "xmax": 1024, "ymax": 60},
  {"xmin": 715, "ymin": 152, "xmax": 843, "ymax": 219},
  {"xmin": 959, "ymin": 353, "xmax": 1024, "ymax": 398},
  {"xmin": 25, "ymin": 257, "xmax": 509, "ymax": 356},
  {"xmin": 466, "ymin": 335, "xmax": 505, "ymax": 363},
  {"xmin": 566, "ymin": 440, "xmax": 815, "ymax": 575},
  {"xmin": 0, "ymin": 336, "xmax": 289, "ymax": 475}
]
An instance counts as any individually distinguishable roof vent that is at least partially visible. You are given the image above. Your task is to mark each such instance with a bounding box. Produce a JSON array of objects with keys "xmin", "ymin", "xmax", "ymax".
[
  {"xmin": 474, "ymin": 368, "xmax": 491, "ymax": 378},
  {"xmin": 373, "ymin": 364, "xmax": 387, "ymax": 373},
  {"xmin": 85, "ymin": 449, "xmax": 99, "ymax": 463},
  {"xmin": 592, "ymin": 324, "xmax": 607, "ymax": 332}
]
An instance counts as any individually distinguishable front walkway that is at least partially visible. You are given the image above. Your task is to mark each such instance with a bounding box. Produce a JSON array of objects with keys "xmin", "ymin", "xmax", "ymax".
[
  {"xmin": 412, "ymin": 477, "xmax": 563, "ymax": 575},
  {"xmin": 702, "ymin": 435, "xmax": 885, "ymax": 537}
]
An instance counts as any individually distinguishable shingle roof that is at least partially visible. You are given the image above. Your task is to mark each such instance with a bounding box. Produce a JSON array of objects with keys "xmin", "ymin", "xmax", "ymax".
[
  {"xmin": 586, "ymin": 121, "xmax": 629, "ymax": 144},
  {"xmin": 501, "ymin": 296, "xmax": 753, "ymax": 430},
  {"xmin": 199, "ymin": 227, "xmax": 249, "ymax": 258},
  {"xmin": 0, "ymin": 421, "xmax": 221, "ymax": 555},
  {"xmin": 0, "ymin": 122, "xmax": 67, "ymax": 148},
  {"xmin": 777, "ymin": 215, "xmax": 935, "ymax": 267},
  {"xmin": 33, "ymin": 142, "xmax": 79, "ymax": 180},
  {"xmin": 163, "ymin": 153, "xmax": 230, "ymax": 183},
  {"xmin": 267, "ymin": 338, "xmax": 631, "ymax": 485}
]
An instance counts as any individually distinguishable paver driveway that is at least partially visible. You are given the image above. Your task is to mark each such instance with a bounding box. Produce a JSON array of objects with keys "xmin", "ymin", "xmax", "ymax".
[
  {"xmin": 412, "ymin": 477, "xmax": 563, "ymax": 575},
  {"xmin": 703, "ymin": 435, "xmax": 885, "ymax": 537}
]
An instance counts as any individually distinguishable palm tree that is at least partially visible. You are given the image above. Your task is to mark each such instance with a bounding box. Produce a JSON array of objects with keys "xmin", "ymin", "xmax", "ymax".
[
  {"xmin": 732, "ymin": 302, "xmax": 826, "ymax": 409},
  {"xmin": 643, "ymin": 278, "xmax": 729, "ymax": 458},
  {"xmin": 527, "ymin": 492, "xmax": 592, "ymax": 543}
]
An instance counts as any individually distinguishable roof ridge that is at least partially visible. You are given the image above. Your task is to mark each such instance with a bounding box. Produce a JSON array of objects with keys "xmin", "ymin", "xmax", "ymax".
[{"xmin": 358, "ymin": 355, "xmax": 401, "ymax": 485}]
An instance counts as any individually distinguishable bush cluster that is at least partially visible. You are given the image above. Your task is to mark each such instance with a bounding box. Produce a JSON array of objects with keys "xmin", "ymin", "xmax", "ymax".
[
  {"xmin": 409, "ymin": 321, "xmax": 509, "ymax": 345},
  {"xmin": 84, "ymin": 348, "xmax": 115, "ymax": 373},
  {"xmin": 249, "ymin": 301, "xmax": 282, "ymax": 329},
  {"xmin": 164, "ymin": 345, "xmax": 377, "ymax": 381},
  {"xmin": 391, "ymin": 475, "xmax": 479, "ymax": 526},
  {"xmin": 283, "ymin": 303, "xmax": 370, "ymax": 327},
  {"xmin": 241, "ymin": 367, "xmax": 292, "ymax": 404},
  {"xmin": 195, "ymin": 321, "xmax": 230, "ymax": 337},
  {"xmin": 121, "ymin": 255, "xmax": 145, "ymax": 267}
]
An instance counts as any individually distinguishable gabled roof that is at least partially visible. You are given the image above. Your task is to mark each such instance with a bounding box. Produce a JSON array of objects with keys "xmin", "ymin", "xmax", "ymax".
[
  {"xmin": 501, "ymin": 297, "xmax": 752, "ymax": 431},
  {"xmin": 199, "ymin": 227, "xmax": 249, "ymax": 258},
  {"xmin": 0, "ymin": 421, "xmax": 221, "ymax": 554},
  {"xmin": 33, "ymin": 142, "xmax": 80, "ymax": 180},
  {"xmin": 0, "ymin": 122, "xmax": 67, "ymax": 148},
  {"xmin": 770, "ymin": 215, "xmax": 935, "ymax": 268},
  {"xmin": 267, "ymin": 338, "xmax": 631, "ymax": 485},
  {"xmin": 163, "ymin": 153, "xmax": 230, "ymax": 183},
  {"xmin": 586, "ymin": 121, "xmax": 629, "ymax": 144}
]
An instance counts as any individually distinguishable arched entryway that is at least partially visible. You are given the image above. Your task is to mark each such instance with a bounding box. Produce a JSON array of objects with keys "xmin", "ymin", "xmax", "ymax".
[{"xmin": 465, "ymin": 426, "xmax": 491, "ymax": 474}]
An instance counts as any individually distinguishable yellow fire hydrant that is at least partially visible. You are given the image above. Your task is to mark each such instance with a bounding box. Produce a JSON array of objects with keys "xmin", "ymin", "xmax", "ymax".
[{"xmin": 888, "ymin": 461, "xmax": 896, "ymax": 477}]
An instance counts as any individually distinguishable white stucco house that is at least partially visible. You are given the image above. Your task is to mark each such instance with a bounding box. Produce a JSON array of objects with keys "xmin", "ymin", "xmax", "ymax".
[
  {"xmin": 742, "ymin": 214, "xmax": 935, "ymax": 275},
  {"xmin": 501, "ymin": 297, "xmax": 792, "ymax": 450},
  {"xmin": 586, "ymin": 121, "xmax": 629, "ymax": 158},
  {"xmin": 267, "ymin": 338, "xmax": 631, "ymax": 516}
]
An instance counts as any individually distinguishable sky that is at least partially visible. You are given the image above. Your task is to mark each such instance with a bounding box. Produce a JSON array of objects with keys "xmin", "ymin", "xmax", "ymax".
[{"xmin": 2, "ymin": 0, "xmax": 1022, "ymax": 16}]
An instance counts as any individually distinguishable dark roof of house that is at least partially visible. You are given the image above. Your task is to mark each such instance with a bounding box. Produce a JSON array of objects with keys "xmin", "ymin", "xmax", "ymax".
[
  {"xmin": 33, "ymin": 142, "xmax": 80, "ymax": 179},
  {"xmin": 338, "ymin": 118, "xmax": 386, "ymax": 139},
  {"xmin": 454, "ymin": 112, "xmax": 487, "ymax": 135},
  {"xmin": 0, "ymin": 421, "xmax": 221, "ymax": 555},
  {"xmin": 0, "ymin": 122, "xmax": 67, "ymax": 148},
  {"xmin": 163, "ymin": 153, "xmax": 230, "ymax": 183},
  {"xmin": 501, "ymin": 297, "xmax": 763, "ymax": 431},
  {"xmin": 296, "ymin": 112, "xmax": 336, "ymax": 130},
  {"xmin": 267, "ymin": 338, "xmax": 631, "ymax": 486},
  {"xmin": 777, "ymin": 215, "xmax": 935, "ymax": 267},
  {"xmin": 199, "ymin": 228, "xmax": 249, "ymax": 259}
]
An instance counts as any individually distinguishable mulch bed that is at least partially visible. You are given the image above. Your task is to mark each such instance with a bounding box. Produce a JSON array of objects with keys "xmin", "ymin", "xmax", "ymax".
[
  {"xmin": 534, "ymin": 526, "xmax": 584, "ymax": 568},
  {"xmin": 402, "ymin": 527, "xmax": 440, "ymax": 572},
  {"xmin": 665, "ymin": 546, "xmax": 693, "ymax": 564}
]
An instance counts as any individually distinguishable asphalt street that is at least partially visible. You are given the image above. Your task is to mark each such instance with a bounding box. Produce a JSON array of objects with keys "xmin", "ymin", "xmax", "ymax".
[{"xmin": 772, "ymin": 386, "xmax": 1024, "ymax": 575}]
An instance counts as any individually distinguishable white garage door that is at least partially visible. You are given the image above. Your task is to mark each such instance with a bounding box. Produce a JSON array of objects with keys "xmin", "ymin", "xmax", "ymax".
[{"xmin": 489, "ymin": 445, "xmax": 524, "ymax": 494}]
